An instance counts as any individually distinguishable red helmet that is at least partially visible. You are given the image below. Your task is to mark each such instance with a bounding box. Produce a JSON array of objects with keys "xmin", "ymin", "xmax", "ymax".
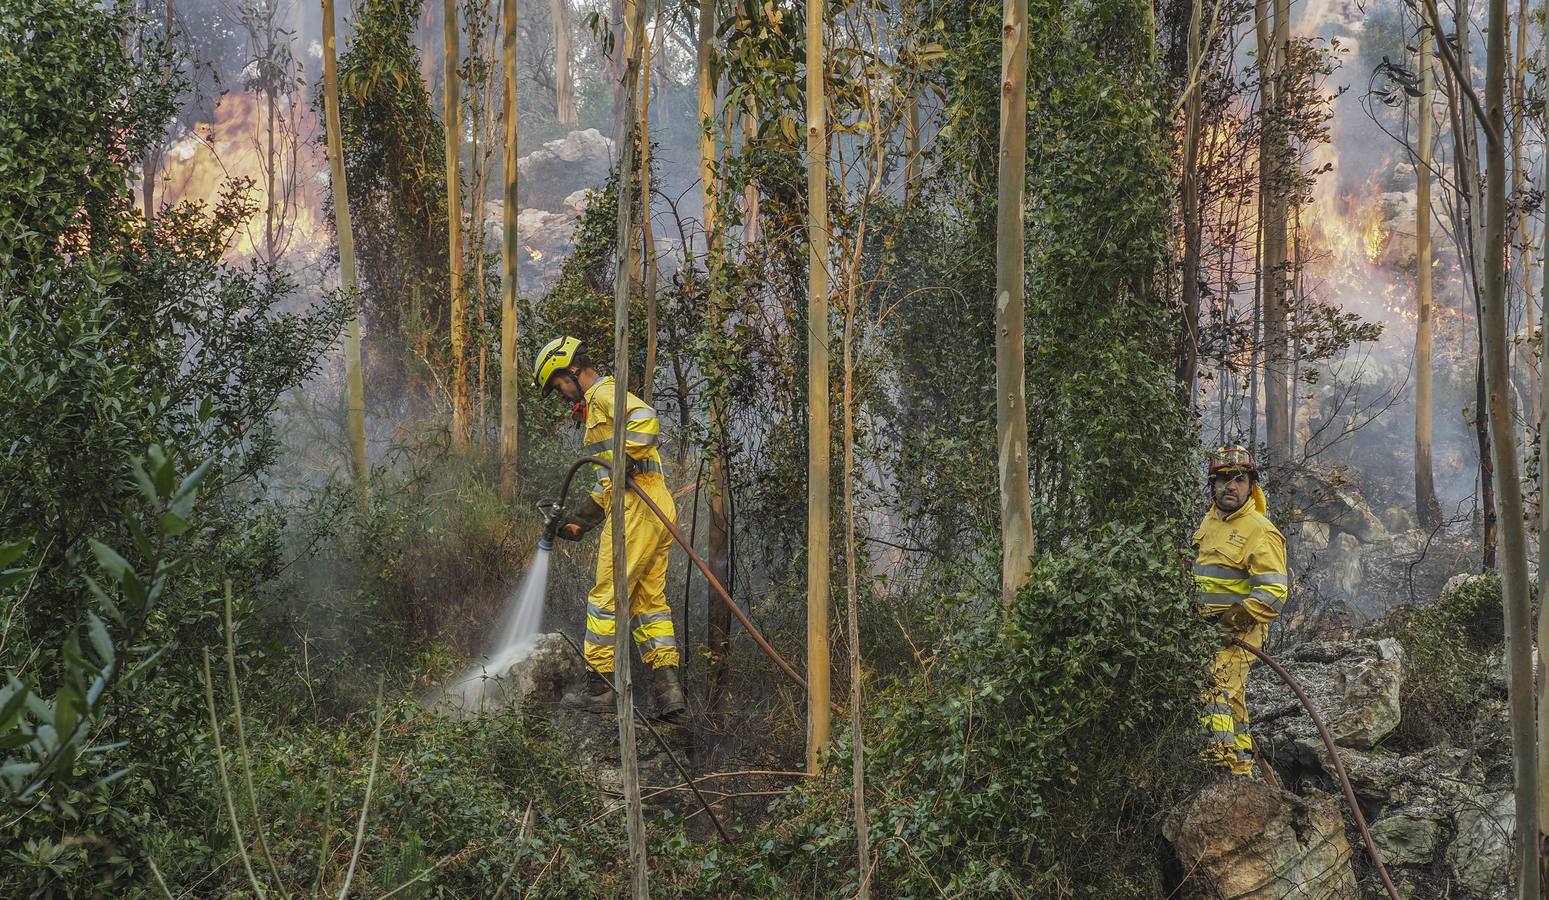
[{"xmin": 1208, "ymin": 445, "xmax": 1256, "ymax": 477}]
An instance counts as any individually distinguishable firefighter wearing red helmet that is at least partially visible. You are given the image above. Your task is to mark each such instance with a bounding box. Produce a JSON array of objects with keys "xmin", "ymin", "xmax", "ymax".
[{"xmin": 1192, "ymin": 445, "xmax": 1288, "ymax": 777}]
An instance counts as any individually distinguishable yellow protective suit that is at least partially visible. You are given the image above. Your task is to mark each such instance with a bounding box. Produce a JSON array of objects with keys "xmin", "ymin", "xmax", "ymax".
[
  {"xmin": 1191, "ymin": 482, "xmax": 1288, "ymax": 776},
  {"xmin": 579, "ymin": 376, "xmax": 679, "ymax": 674}
]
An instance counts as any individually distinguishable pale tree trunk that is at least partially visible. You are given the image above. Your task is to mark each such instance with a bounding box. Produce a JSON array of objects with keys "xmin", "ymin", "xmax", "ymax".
[
  {"xmin": 552, "ymin": 0, "xmax": 577, "ymax": 125},
  {"xmin": 610, "ymin": 0, "xmax": 651, "ymax": 893},
  {"xmin": 739, "ymin": 1, "xmax": 760, "ymax": 245},
  {"xmin": 903, "ymin": 1, "xmax": 921, "ymax": 205},
  {"xmin": 500, "ymin": 0, "xmax": 519, "ymax": 499},
  {"xmin": 1480, "ymin": 0, "xmax": 1541, "ymax": 891},
  {"xmin": 698, "ymin": 0, "xmax": 735, "ymax": 708},
  {"xmin": 805, "ymin": 0, "xmax": 832, "ymax": 771},
  {"xmin": 1416, "ymin": 28, "xmax": 1440, "ymax": 528},
  {"xmin": 1513, "ymin": 0, "xmax": 1537, "ymax": 425},
  {"xmin": 322, "ymin": 0, "xmax": 368, "ymax": 483},
  {"xmin": 445, "ymin": 0, "xmax": 469, "ymax": 447},
  {"xmin": 841, "ymin": 290, "xmax": 868, "ymax": 898},
  {"xmin": 1177, "ymin": 0, "xmax": 1203, "ymax": 396},
  {"xmin": 142, "ymin": 0, "xmax": 173, "ymax": 219},
  {"xmin": 640, "ymin": 6, "xmax": 658, "ymax": 400},
  {"xmin": 994, "ymin": 0, "xmax": 1033, "ymax": 607},
  {"xmin": 1538, "ymin": 0, "xmax": 1549, "ymax": 869},
  {"xmin": 1261, "ymin": 0, "xmax": 1291, "ymax": 470}
]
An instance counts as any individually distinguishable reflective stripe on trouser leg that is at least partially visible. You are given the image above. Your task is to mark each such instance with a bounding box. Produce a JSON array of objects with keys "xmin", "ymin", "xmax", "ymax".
[
  {"xmin": 1200, "ymin": 621, "xmax": 1266, "ymax": 776},
  {"xmin": 581, "ymin": 479, "xmax": 679, "ymax": 673},
  {"xmin": 628, "ymin": 492, "xmax": 678, "ymax": 668}
]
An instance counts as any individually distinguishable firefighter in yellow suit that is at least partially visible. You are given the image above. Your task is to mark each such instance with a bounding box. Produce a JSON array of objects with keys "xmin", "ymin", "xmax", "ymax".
[
  {"xmin": 534, "ymin": 336, "xmax": 686, "ymax": 721},
  {"xmin": 1192, "ymin": 446, "xmax": 1288, "ymax": 777}
]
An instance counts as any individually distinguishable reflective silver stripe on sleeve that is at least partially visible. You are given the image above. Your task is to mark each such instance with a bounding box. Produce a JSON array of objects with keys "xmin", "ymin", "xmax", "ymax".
[
  {"xmin": 1248, "ymin": 573, "xmax": 1289, "ymax": 587},
  {"xmin": 627, "ymin": 407, "xmax": 656, "ymax": 422},
  {"xmin": 581, "ymin": 439, "xmax": 612, "ymax": 455},
  {"xmin": 624, "ymin": 429, "xmax": 659, "ymax": 445},
  {"xmin": 1248, "ymin": 588, "xmax": 1285, "ymax": 609},
  {"xmin": 1194, "ymin": 564, "xmax": 1249, "ymax": 579}
]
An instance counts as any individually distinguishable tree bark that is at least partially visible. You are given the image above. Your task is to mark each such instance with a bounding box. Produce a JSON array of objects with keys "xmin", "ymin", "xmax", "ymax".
[
  {"xmin": 445, "ymin": 0, "xmax": 468, "ymax": 448},
  {"xmin": 1261, "ymin": 0, "xmax": 1291, "ymax": 470},
  {"xmin": 500, "ymin": 0, "xmax": 520, "ymax": 499},
  {"xmin": 1416, "ymin": 27, "xmax": 1440, "ymax": 528},
  {"xmin": 322, "ymin": 0, "xmax": 368, "ymax": 484},
  {"xmin": 610, "ymin": 0, "xmax": 651, "ymax": 893},
  {"xmin": 640, "ymin": 7, "xmax": 658, "ymax": 401},
  {"xmin": 805, "ymin": 0, "xmax": 832, "ymax": 772},
  {"xmin": 1537, "ymin": 0, "xmax": 1549, "ymax": 869},
  {"xmin": 696, "ymin": 0, "xmax": 735, "ymax": 708},
  {"xmin": 994, "ymin": 0, "xmax": 1033, "ymax": 607},
  {"xmin": 1177, "ymin": 0, "xmax": 1203, "ymax": 397},
  {"xmin": 551, "ymin": 0, "xmax": 576, "ymax": 125},
  {"xmin": 1480, "ymin": 0, "xmax": 1541, "ymax": 891},
  {"xmin": 841, "ymin": 273, "xmax": 868, "ymax": 898}
]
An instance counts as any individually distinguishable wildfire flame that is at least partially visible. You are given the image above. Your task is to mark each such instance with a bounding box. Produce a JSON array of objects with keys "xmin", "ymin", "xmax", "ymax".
[{"xmin": 152, "ymin": 91, "xmax": 327, "ymax": 263}]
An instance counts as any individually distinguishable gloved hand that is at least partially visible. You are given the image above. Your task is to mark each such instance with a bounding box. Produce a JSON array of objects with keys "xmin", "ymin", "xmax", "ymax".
[
  {"xmin": 558, "ymin": 496, "xmax": 606, "ymax": 541},
  {"xmin": 1218, "ymin": 605, "xmax": 1258, "ymax": 633},
  {"xmin": 625, "ymin": 456, "xmax": 644, "ymax": 479}
]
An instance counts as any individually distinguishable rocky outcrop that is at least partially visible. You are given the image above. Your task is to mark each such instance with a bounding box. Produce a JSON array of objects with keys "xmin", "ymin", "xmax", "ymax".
[
  {"xmin": 1250, "ymin": 639, "xmax": 1404, "ymax": 756},
  {"xmin": 1164, "ymin": 779, "xmax": 1359, "ymax": 899},
  {"xmin": 518, "ymin": 128, "xmax": 615, "ymax": 211},
  {"xmin": 432, "ymin": 632, "xmax": 583, "ymax": 715}
]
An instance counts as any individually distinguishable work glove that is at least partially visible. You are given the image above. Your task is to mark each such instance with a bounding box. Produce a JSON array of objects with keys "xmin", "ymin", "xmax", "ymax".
[
  {"xmin": 1218, "ymin": 605, "xmax": 1258, "ymax": 633},
  {"xmin": 625, "ymin": 456, "xmax": 645, "ymax": 479},
  {"xmin": 559, "ymin": 496, "xmax": 606, "ymax": 541}
]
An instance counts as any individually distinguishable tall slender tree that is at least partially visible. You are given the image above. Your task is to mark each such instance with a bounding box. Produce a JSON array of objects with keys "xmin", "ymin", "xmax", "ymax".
[
  {"xmin": 640, "ymin": 5, "xmax": 658, "ymax": 400},
  {"xmin": 322, "ymin": 0, "xmax": 368, "ymax": 483},
  {"xmin": 1538, "ymin": 0, "xmax": 1549, "ymax": 868},
  {"xmin": 499, "ymin": 0, "xmax": 519, "ymax": 498},
  {"xmin": 1261, "ymin": 0, "xmax": 1291, "ymax": 469},
  {"xmin": 699, "ymin": 0, "xmax": 736, "ymax": 707},
  {"xmin": 445, "ymin": 0, "xmax": 468, "ymax": 446},
  {"xmin": 805, "ymin": 0, "xmax": 832, "ymax": 771},
  {"xmin": 552, "ymin": 0, "xmax": 577, "ymax": 124},
  {"xmin": 610, "ymin": 0, "xmax": 651, "ymax": 892},
  {"xmin": 1416, "ymin": 26, "xmax": 1440, "ymax": 528},
  {"xmin": 1479, "ymin": 0, "xmax": 1541, "ymax": 890},
  {"xmin": 1177, "ymin": 0, "xmax": 1203, "ymax": 397},
  {"xmin": 994, "ymin": 0, "xmax": 1033, "ymax": 606}
]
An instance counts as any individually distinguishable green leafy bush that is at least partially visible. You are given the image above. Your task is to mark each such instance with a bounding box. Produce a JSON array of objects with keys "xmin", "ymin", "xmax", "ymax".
[{"xmin": 1382, "ymin": 573, "xmax": 1505, "ymax": 750}]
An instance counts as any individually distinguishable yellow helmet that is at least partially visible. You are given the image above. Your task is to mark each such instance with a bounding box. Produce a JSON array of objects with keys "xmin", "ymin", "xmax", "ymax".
[{"xmin": 533, "ymin": 336, "xmax": 584, "ymax": 397}]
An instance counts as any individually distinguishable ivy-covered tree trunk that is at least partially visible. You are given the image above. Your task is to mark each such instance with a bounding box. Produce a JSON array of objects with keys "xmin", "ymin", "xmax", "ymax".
[
  {"xmin": 1479, "ymin": 0, "xmax": 1540, "ymax": 890},
  {"xmin": 323, "ymin": 0, "xmax": 369, "ymax": 483},
  {"xmin": 994, "ymin": 0, "xmax": 1033, "ymax": 606},
  {"xmin": 805, "ymin": 0, "xmax": 832, "ymax": 772},
  {"xmin": 1415, "ymin": 28, "xmax": 1439, "ymax": 529},
  {"xmin": 499, "ymin": 0, "xmax": 519, "ymax": 499},
  {"xmin": 444, "ymin": 0, "xmax": 468, "ymax": 447}
]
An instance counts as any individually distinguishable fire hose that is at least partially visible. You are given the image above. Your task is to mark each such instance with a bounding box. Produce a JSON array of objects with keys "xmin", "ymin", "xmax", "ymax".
[
  {"xmin": 1231, "ymin": 638, "xmax": 1400, "ymax": 900},
  {"xmin": 544, "ymin": 455, "xmax": 838, "ymax": 715}
]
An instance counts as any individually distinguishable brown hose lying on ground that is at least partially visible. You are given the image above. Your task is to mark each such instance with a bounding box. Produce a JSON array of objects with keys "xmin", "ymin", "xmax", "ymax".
[
  {"xmin": 1231, "ymin": 638, "xmax": 1400, "ymax": 900},
  {"xmin": 555, "ymin": 455, "xmax": 839, "ymax": 715}
]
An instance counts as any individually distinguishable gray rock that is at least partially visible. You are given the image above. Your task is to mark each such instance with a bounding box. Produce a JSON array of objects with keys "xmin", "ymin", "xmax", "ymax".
[
  {"xmin": 434, "ymin": 632, "xmax": 583, "ymax": 715},
  {"xmin": 1381, "ymin": 505, "xmax": 1418, "ymax": 535},
  {"xmin": 1324, "ymin": 533, "xmax": 1365, "ymax": 600},
  {"xmin": 1294, "ymin": 520, "xmax": 1331, "ymax": 554},
  {"xmin": 1447, "ymin": 791, "xmax": 1515, "ymax": 897},
  {"xmin": 1296, "ymin": 476, "xmax": 1391, "ymax": 544},
  {"xmin": 1164, "ymin": 779, "xmax": 1359, "ymax": 899},
  {"xmin": 1370, "ymin": 807, "xmax": 1442, "ymax": 866},
  {"xmin": 1250, "ymin": 638, "xmax": 1404, "ymax": 755},
  {"xmin": 518, "ymin": 128, "xmax": 615, "ymax": 211}
]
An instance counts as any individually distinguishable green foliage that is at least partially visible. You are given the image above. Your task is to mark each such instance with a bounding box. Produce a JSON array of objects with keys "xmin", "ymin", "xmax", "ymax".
[
  {"xmin": 335, "ymin": 0, "xmax": 451, "ymax": 392},
  {"xmin": 1382, "ymin": 573, "xmax": 1505, "ymax": 750},
  {"xmin": 719, "ymin": 526, "xmax": 1209, "ymax": 897}
]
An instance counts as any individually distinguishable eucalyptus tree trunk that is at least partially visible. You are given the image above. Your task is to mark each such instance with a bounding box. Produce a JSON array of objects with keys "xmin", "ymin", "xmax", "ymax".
[
  {"xmin": 1538, "ymin": 0, "xmax": 1549, "ymax": 867},
  {"xmin": 739, "ymin": 1, "xmax": 760, "ymax": 245},
  {"xmin": 994, "ymin": 0, "xmax": 1033, "ymax": 608},
  {"xmin": 903, "ymin": 1, "xmax": 921, "ymax": 205},
  {"xmin": 1481, "ymin": 0, "xmax": 1541, "ymax": 890},
  {"xmin": 1177, "ymin": 0, "xmax": 1203, "ymax": 398},
  {"xmin": 552, "ymin": 0, "xmax": 577, "ymax": 124},
  {"xmin": 445, "ymin": 0, "xmax": 468, "ymax": 448},
  {"xmin": 697, "ymin": 0, "xmax": 735, "ymax": 707},
  {"xmin": 805, "ymin": 0, "xmax": 832, "ymax": 772},
  {"xmin": 499, "ymin": 0, "xmax": 519, "ymax": 499},
  {"xmin": 322, "ymin": 0, "xmax": 368, "ymax": 484},
  {"xmin": 1512, "ymin": 0, "xmax": 1536, "ymax": 424},
  {"xmin": 1415, "ymin": 27, "xmax": 1440, "ymax": 528},
  {"xmin": 640, "ymin": 6, "xmax": 658, "ymax": 400},
  {"xmin": 610, "ymin": 1, "xmax": 651, "ymax": 893},
  {"xmin": 1261, "ymin": 0, "xmax": 1291, "ymax": 470},
  {"xmin": 841, "ymin": 287, "xmax": 868, "ymax": 898}
]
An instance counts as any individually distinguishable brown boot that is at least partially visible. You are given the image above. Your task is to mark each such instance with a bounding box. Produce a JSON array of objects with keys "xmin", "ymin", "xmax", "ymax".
[
  {"xmin": 650, "ymin": 665, "xmax": 686, "ymax": 722},
  {"xmin": 563, "ymin": 670, "xmax": 615, "ymax": 714}
]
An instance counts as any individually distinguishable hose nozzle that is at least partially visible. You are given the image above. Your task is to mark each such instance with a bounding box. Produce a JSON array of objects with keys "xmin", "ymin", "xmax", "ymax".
[{"xmin": 537, "ymin": 499, "xmax": 562, "ymax": 551}]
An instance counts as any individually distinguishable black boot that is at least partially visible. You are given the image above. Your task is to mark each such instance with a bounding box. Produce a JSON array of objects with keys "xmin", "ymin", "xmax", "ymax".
[
  {"xmin": 563, "ymin": 670, "xmax": 615, "ymax": 713},
  {"xmin": 650, "ymin": 665, "xmax": 686, "ymax": 722}
]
